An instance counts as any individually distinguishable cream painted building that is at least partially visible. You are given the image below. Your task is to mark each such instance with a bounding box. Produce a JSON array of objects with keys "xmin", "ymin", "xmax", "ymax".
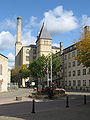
[
  {"xmin": 15, "ymin": 17, "xmax": 60, "ymax": 87},
  {"xmin": 15, "ymin": 17, "xmax": 60, "ymax": 68},
  {"xmin": 0, "ymin": 54, "xmax": 10, "ymax": 92},
  {"xmin": 15, "ymin": 17, "xmax": 90, "ymax": 90}
]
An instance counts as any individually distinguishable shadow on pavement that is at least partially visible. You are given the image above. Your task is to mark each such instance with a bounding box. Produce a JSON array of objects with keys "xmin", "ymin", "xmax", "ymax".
[{"xmin": 0, "ymin": 95, "xmax": 90, "ymax": 120}]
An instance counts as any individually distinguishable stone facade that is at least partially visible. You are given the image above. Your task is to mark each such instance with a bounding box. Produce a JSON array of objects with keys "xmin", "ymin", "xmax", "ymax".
[
  {"xmin": 59, "ymin": 43, "xmax": 90, "ymax": 91},
  {"xmin": 0, "ymin": 54, "xmax": 10, "ymax": 92},
  {"xmin": 15, "ymin": 17, "xmax": 60, "ymax": 68}
]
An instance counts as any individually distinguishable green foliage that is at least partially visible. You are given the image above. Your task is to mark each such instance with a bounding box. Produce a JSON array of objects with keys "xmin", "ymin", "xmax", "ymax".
[
  {"xmin": 19, "ymin": 64, "xmax": 30, "ymax": 79},
  {"xmin": 52, "ymin": 54, "xmax": 60, "ymax": 76},
  {"xmin": 29, "ymin": 54, "xmax": 61, "ymax": 79},
  {"xmin": 75, "ymin": 33, "xmax": 90, "ymax": 67},
  {"xmin": 11, "ymin": 66, "xmax": 22, "ymax": 86},
  {"xmin": 29, "ymin": 55, "xmax": 47, "ymax": 79},
  {"xmin": 11, "ymin": 64, "xmax": 30, "ymax": 86}
]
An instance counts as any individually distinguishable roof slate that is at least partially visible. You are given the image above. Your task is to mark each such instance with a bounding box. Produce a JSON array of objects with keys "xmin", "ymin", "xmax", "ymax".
[{"xmin": 38, "ymin": 23, "xmax": 52, "ymax": 40}]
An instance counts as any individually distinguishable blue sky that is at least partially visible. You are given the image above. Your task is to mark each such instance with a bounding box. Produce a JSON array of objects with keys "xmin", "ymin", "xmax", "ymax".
[{"xmin": 0, "ymin": 0, "xmax": 90, "ymax": 68}]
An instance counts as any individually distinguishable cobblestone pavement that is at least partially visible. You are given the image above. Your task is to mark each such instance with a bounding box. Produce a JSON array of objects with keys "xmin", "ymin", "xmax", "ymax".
[
  {"xmin": 0, "ymin": 88, "xmax": 90, "ymax": 120},
  {"xmin": 0, "ymin": 88, "xmax": 90, "ymax": 104},
  {"xmin": 0, "ymin": 88, "xmax": 34, "ymax": 105}
]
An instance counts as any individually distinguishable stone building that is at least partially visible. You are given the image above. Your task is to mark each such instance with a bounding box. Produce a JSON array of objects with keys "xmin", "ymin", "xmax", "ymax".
[
  {"xmin": 15, "ymin": 17, "xmax": 60, "ymax": 86},
  {"xmin": 15, "ymin": 17, "xmax": 60, "ymax": 68},
  {"xmin": 15, "ymin": 17, "xmax": 90, "ymax": 90},
  {"xmin": 0, "ymin": 54, "xmax": 10, "ymax": 92},
  {"xmin": 59, "ymin": 26, "xmax": 90, "ymax": 91}
]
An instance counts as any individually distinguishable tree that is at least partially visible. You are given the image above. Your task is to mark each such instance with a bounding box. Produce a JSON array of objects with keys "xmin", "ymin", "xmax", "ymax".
[
  {"xmin": 29, "ymin": 54, "xmax": 61, "ymax": 81},
  {"xmin": 75, "ymin": 30, "xmax": 90, "ymax": 67},
  {"xmin": 11, "ymin": 66, "xmax": 22, "ymax": 86},
  {"xmin": 29, "ymin": 55, "xmax": 47, "ymax": 79},
  {"xmin": 52, "ymin": 54, "xmax": 60, "ymax": 76},
  {"xmin": 11, "ymin": 64, "xmax": 30, "ymax": 87},
  {"xmin": 19, "ymin": 64, "xmax": 30, "ymax": 79}
]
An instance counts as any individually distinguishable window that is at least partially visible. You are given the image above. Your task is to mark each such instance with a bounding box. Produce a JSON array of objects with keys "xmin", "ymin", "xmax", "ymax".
[
  {"xmin": 68, "ymin": 71, "xmax": 71, "ymax": 77},
  {"xmin": 89, "ymin": 80, "xmax": 90, "ymax": 86},
  {"xmin": 64, "ymin": 63, "xmax": 67, "ymax": 69},
  {"xmin": 65, "ymin": 81, "xmax": 67, "ymax": 86},
  {"xmin": 64, "ymin": 55, "xmax": 67, "ymax": 60},
  {"xmin": 83, "ymin": 80, "xmax": 86, "ymax": 86},
  {"xmin": 68, "ymin": 62, "xmax": 71, "ymax": 68},
  {"xmin": 88, "ymin": 68, "xmax": 90, "ymax": 74},
  {"xmin": 68, "ymin": 53, "xmax": 71, "ymax": 59},
  {"xmin": 26, "ymin": 49, "xmax": 30, "ymax": 54},
  {"xmin": 0, "ymin": 64, "xmax": 2, "ymax": 75},
  {"xmin": 77, "ymin": 61, "xmax": 81, "ymax": 66},
  {"xmin": 73, "ymin": 70, "xmax": 76, "ymax": 76},
  {"xmin": 77, "ymin": 50, "xmax": 80, "ymax": 55},
  {"xmin": 83, "ymin": 69, "xmax": 86, "ymax": 75},
  {"xmin": 69, "ymin": 81, "xmax": 71, "ymax": 86},
  {"xmin": 33, "ymin": 56, "xmax": 36, "ymax": 60},
  {"xmin": 33, "ymin": 49, "xmax": 36, "ymax": 54},
  {"xmin": 73, "ymin": 80, "xmax": 76, "ymax": 86},
  {"xmin": 72, "ymin": 61, "xmax": 75, "ymax": 67},
  {"xmin": 77, "ymin": 80, "xmax": 81, "ymax": 86},
  {"xmin": 44, "ymin": 41, "xmax": 48, "ymax": 45},
  {"xmin": 77, "ymin": 70, "xmax": 81, "ymax": 76},
  {"xmin": 26, "ymin": 56, "xmax": 30, "ymax": 61},
  {"xmin": 65, "ymin": 72, "xmax": 67, "ymax": 77},
  {"xmin": 72, "ymin": 51, "xmax": 75, "ymax": 57}
]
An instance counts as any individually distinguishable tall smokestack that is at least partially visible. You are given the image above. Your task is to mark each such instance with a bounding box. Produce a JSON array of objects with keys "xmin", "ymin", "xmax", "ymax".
[
  {"xmin": 16, "ymin": 16, "xmax": 22, "ymax": 43},
  {"xmin": 15, "ymin": 16, "xmax": 22, "ymax": 56}
]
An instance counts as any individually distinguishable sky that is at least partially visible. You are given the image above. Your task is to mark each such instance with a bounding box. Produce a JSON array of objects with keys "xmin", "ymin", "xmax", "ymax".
[{"xmin": 0, "ymin": 0, "xmax": 90, "ymax": 68}]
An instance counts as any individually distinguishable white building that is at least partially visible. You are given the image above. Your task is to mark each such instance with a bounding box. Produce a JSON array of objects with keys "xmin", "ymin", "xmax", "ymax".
[{"xmin": 0, "ymin": 53, "xmax": 10, "ymax": 92}]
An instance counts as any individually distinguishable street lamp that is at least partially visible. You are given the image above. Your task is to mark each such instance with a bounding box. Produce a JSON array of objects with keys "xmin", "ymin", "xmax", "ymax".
[
  {"xmin": 47, "ymin": 52, "xmax": 52, "ymax": 87},
  {"xmin": 50, "ymin": 52, "xmax": 52, "ymax": 84}
]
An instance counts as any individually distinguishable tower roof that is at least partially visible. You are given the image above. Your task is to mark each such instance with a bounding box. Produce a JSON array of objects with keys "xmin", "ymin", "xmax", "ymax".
[{"xmin": 38, "ymin": 23, "xmax": 52, "ymax": 40}]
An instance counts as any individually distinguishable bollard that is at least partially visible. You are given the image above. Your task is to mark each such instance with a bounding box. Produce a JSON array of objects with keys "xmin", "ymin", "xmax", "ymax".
[
  {"xmin": 84, "ymin": 95, "xmax": 86, "ymax": 104},
  {"xmin": 32, "ymin": 99, "xmax": 35, "ymax": 113},
  {"xmin": 66, "ymin": 95, "xmax": 69, "ymax": 108}
]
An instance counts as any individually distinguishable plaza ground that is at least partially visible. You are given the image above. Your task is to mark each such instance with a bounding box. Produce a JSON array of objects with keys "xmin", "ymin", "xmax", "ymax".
[{"xmin": 0, "ymin": 88, "xmax": 90, "ymax": 120}]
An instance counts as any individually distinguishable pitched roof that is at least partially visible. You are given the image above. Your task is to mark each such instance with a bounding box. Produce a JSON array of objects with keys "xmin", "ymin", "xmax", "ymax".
[
  {"xmin": 52, "ymin": 46, "xmax": 60, "ymax": 49},
  {"xmin": 0, "ymin": 53, "xmax": 8, "ymax": 59},
  {"xmin": 38, "ymin": 23, "xmax": 52, "ymax": 40}
]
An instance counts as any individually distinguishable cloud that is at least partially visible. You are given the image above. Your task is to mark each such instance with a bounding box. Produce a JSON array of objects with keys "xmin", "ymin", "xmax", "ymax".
[
  {"xmin": 41, "ymin": 6, "xmax": 78, "ymax": 34},
  {"xmin": 0, "ymin": 16, "xmax": 37, "ymax": 50},
  {"xmin": 52, "ymin": 43, "xmax": 60, "ymax": 47},
  {"xmin": 0, "ymin": 18, "xmax": 16, "ymax": 31},
  {"xmin": 7, "ymin": 52, "xmax": 15, "ymax": 68},
  {"xmin": 7, "ymin": 52, "xmax": 15, "ymax": 62},
  {"xmin": 81, "ymin": 15, "xmax": 90, "ymax": 27},
  {"xmin": 0, "ymin": 31, "xmax": 15, "ymax": 50},
  {"xmin": 30, "ymin": 16, "xmax": 38, "ymax": 27},
  {"xmin": 22, "ymin": 30, "xmax": 36, "ymax": 46},
  {"xmin": 22, "ymin": 22, "xmax": 36, "ymax": 46}
]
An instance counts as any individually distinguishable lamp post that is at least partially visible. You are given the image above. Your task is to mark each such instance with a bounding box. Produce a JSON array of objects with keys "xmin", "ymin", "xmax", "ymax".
[
  {"xmin": 47, "ymin": 60, "xmax": 49, "ymax": 87},
  {"xmin": 50, "ymin": 52, "xmax": 52, "ymax": 85},
  {"xmin": 47, "ymin": 52, "xmax": 52, "ymax": 87},
  {"xmin": 60, "ymin": 42, "xmax": 64, "ymax": 87}
]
